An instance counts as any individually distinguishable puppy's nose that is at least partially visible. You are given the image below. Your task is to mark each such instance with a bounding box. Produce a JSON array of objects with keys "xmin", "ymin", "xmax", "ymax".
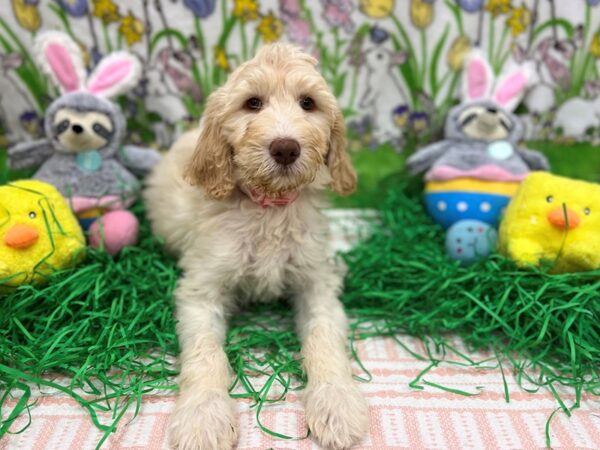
[
  {"xmin": 72, "ymin": 124, "xmax": 84, "ymax": 134},
  {"xmin": 269, "ymin": 138, "xmax": 301, "ymax": 166}
]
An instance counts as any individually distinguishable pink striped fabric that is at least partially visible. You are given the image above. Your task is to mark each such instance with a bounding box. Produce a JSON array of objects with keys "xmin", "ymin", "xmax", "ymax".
[{"xmin": 1, "ymin": 335, "xmax": 599, "ymax": 450}]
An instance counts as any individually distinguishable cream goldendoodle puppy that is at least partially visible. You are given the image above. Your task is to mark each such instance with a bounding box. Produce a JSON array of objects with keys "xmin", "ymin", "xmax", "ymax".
[{"xmin": 144, "ymin": 43, "xmax": 368, "ymax": 450}]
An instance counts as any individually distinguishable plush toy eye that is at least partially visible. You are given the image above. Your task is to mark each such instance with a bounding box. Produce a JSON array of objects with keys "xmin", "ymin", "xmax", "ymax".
[
  {"xmin": 245, "ymin": 97, "xmax": 262, "ymax": 111},
  {"xmin": 546, "ymin": 195, "xmax": 554, "ymax": 203},
  {"xmin": 92, "ymin": 122, "xmax": 110, "ymax": 137},
  {"xmin": 299, "ymin": 96, "xmax": 316, "ymax": 111},
  {"xmin": 28, "ymin": 211, "xmax": 36, "ymax": 219},
  {"xmin": 584, "ymin": 208, "xmax": 591, "ymax": 215},
  {"xmin": 55, "ymin": 119, "xmax": 70, "ymax": 135}
]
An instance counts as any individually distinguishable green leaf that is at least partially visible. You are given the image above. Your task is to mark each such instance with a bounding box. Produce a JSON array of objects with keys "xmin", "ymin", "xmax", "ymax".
[
  {"xmin": 334, "ymin": 73, "xmax": 348, "ymax": 98},
  {"xmin": 429, "ymin": 25, "xmax": 450, "ymax": 99},
  {"xmin": 48, "ymin": 3, "xmax": 76, "ymax": 42},
  {"xmin": 390, "ymin": 34, "xmax": 418, "ymax": 107},
  {"xmin": 532, "ymin": 19, "xmax": 574, "ymax": 43},
  {"xmin": 444, "ymin": 0, "xmax": 464, "ymax": 36},
  {"xmin": 149, "ymin": 28, "xmax": 190, "ymax": 56}
]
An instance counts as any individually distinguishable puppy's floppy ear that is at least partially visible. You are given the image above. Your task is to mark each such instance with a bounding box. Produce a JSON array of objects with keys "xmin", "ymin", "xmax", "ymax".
[
  {"xmin": 185, "ymin": 89, "xmax": 235, "ymax": 199},
  {"xmin": 327, "ymin": 107, "xmax": 357, "ymax": 196}
]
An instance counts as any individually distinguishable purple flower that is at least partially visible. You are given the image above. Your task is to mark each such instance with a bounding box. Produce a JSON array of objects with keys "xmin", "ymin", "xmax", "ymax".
[
  {"xmin": 393, "ymin": 105, "xmax": 410, "ymax": 128},
  {"xmin": 456, "ymin": 0, "xmax": 484, "ymax": 12},
  {"xmin": 280, "ymin": 0, "xmax": 301, "ymax": 17},
  {"xmin": 20, "ymin": 110, "xmax": 43, "ymax": 137},
  {"xmin": 348, "ymin": 116, "xmax": 372, "ymax": 135},
  {"xmin": 393, "ymin": 105, "xmax": 410, "ymax": 116},
  {"xmin": 286, "ymin": 18, "xmax": 311, "ymax": 46},
  {"xmin": 90, "ymin": 47, "xmax": 104, "ymax": 66},
  {"xmin": 370, "ymin": 26, "xmax": 389, "ymax": 44},
  {"xmin": 183, "ymin": 0, "xmax": 216, "ymax": 18},
  {"xmin": 20, "ymin": 110, "xmax": 39, "ymax": 122},
  {"xmin": 409, "ymin": 111, "xmax": 430, "ymax": 133},
  {"xmin": 320, "ymin": 0, "xmax": 354, "ymax": 34},
  {"xmin": 280, "ymin": 0, "xmax": 312, "ymax": 46},
  {"xmin": 53, "ymin": 0, "xmax": 88, "ymax": 17}
]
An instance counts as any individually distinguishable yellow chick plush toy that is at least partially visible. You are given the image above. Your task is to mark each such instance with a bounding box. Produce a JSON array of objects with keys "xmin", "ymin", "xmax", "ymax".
[
  {"xmin": 0, "ymin": 180, "xmax": 85, "ymax": 289},
  {"xmin": 499, "ymin": 172, "xmax": 600, "ymax": 273}
]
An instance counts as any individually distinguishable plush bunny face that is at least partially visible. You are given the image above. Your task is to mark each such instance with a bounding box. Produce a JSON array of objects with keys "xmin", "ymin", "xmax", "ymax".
[
  {"xmin": 45, "ymin": 92, "xmax": 125, "ymax": 157},
  {"xmin": 446, "ymin": 100, "xmax": 525, "ymax": 144},
  {"xmin": 445, "ymin": 52, "xmax": 529, "ymax": 144},
  {"xmin": 33, "ymin": 30, "xmax": 139, "ymax": 157}
]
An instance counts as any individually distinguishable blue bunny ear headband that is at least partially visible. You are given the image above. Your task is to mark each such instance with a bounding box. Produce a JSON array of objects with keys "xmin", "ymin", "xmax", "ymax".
[
  {"xmin": 34, "ymin": 30, "xmax": 142, "ymax": 99},
  {"xmin": 461, "ymin": 50, "xmax": 533, "ymax": 112}
]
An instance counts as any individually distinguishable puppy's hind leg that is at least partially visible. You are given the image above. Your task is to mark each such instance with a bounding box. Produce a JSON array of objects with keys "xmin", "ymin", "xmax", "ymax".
[
  {"xmin": 169, "ymin": 272, "xmax": 238, "ymax": 450},
  {"xmin": 293, "ymin": 273, "xmax": 369, "ymax": 450}
]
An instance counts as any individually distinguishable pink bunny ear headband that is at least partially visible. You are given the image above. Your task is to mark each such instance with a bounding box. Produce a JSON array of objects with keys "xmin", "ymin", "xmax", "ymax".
[
  {"xmin": 462, "ymin": 50, "xmax": 531, "ymax": 112},
  {"xmin": 34, "ymin": 31, "xmax": 141, "ymax": 99}
]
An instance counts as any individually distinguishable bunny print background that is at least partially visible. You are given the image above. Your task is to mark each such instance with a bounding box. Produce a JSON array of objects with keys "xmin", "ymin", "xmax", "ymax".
[
  {"xmin": 407, "ymin": 51, "xmax": 550, "ymax": 264},
  {"xmin": 1, "ymin": 0, "xmax": 600, "ymax": 152},
  {"xmin": 0, "ymin": 1, "xmax": 599, "ymax": 211},
  {"xmin": 8, "ymin": 31, "xmax": 161, "ymax": 255}
]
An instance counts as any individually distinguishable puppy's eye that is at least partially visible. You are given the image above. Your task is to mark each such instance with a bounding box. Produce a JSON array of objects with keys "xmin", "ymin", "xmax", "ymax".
[
  {"xmin": 546, "ymin": 195, "xmax": 554, "ymax": 203},
  {"xmin": 29, "ymin": 211, "xmax": 36, "ymax": 219},
  {"xmin": 245, "ymin": 97, "xmax": 262, "ymax": 111},
  {"xmin": 584, "ymin": 208, "xmax": 591, "ymax": 215},
  {"xmin": 299, "ymin": 96, "xmax": 316, "ymax": 111}
]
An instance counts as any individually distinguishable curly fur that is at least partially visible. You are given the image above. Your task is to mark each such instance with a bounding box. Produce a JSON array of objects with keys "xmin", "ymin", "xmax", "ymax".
[{"xmin": 144, "ymin": 43, "xmax": 366, "ymax": 450}]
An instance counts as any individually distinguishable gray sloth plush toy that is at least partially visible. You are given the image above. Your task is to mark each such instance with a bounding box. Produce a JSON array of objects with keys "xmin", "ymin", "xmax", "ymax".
[
  {"xmin": 406, "ymin": 51, "xmax": 550, "ymax": 264},
  {"xmin": 8, "ymin": 31, "xmax": 161, "ymax": 255}
]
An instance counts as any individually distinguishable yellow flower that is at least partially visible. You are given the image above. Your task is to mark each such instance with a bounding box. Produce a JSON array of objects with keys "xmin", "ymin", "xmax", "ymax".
[
  {"xmin": 447, "ymin": 35, "xmax": 472, "ymax": 71},
  {"xmin": 590, "ymin": 32, "xmax": 600, "ymax": 59},
  {"xmin": 412, "ymin": 118, "xmax": 427, "ymax": 133},
  {"xmin": 394, "ymin": 111, "xmax": 409, "ymax": 129},
  {"xmin": 485, "ymin": 0, "xmax": 511, "ymax": 17},
  {"xmin": 506, "ymin": 3, "xmax": 531, "ymax": 37},
  {"xmin": 11, "ymin": 0, "xmax": 41, "ymax": 32},
  {"xmin": 119, "ymin": 11, "xmax": 144, "ymax": 46},
  {"xmin": 359, "ymin": 0, "xmax": 395, "ymax": 19},
  {"xmin": 410, "ymin": 0, "xmax": 434, "ymax": 30},
  {"xmin": 214, "ymin": 46, "xmax": 230, "ymax": 71},
  {"xmin": 256, "ymin": 12, "xmax": 284, "ymax": 43},
  {"xmin": 92, "ymin": 0, "xmax": 120, "ymax": 23},
  {"xmin": 233, "ymin": 0, "xmax": 259, "ymax": 22}
]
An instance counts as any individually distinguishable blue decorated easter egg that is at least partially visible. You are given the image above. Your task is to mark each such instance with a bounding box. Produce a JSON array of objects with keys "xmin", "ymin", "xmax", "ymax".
[{"xmin": 445, "ymin": 219, "xmax": 498, "ymax": 265}]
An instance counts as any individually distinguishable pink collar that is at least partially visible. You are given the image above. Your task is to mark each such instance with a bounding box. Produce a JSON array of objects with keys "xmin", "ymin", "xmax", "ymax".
[{"xmin": 239, "ymin": 186, "xmax": 299, "ymax": 208}]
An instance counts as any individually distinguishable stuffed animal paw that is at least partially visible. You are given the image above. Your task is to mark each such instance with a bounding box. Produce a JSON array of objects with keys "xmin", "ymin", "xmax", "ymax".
[
  {"xmin": 499, "ymin": 172, "xmax": 600, "ymax": 273},
  {"xmin": 0, "ymin": 180, "xmax": 86, "ymax": 289}
]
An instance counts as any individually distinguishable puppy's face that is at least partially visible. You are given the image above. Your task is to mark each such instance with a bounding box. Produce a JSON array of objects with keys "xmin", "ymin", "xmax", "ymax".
[{"xmin": 186, "ymin": 44, "xmax": 356, "ymax": 199}]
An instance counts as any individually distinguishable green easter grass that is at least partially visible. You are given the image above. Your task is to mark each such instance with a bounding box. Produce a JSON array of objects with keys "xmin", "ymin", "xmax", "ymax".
[
  {"xmin": 1, "ymin": 142, "xmax": 599, "ymax": 447},
  {"xmin": 1, "ymin": 177, "xmax": 599, "ymax": 448}
]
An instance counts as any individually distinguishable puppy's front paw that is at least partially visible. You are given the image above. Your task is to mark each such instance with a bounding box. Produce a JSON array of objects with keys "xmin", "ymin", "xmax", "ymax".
[
  {"xmin": 304, "ymin": 382, "xmax": 369, "ymax": 450},
  {"xmin": 169, "ymin": 390, "xmax": 238, "ymax": 450}
]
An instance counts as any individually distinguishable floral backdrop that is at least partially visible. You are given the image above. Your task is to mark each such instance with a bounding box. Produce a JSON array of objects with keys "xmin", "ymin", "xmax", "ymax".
[{"xmin": 1, "ymin": 0, "xmax": 600, "ymax": 152}]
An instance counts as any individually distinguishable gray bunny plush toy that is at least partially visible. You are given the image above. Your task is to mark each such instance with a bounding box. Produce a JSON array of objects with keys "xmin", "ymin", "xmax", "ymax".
[
  {"xmin": 8, "ymin": 31, "xmax": 161, "ymax": 255},
  {"xmin": 406, "ymin": 52, "xmax": 550, "ymax": 264}
]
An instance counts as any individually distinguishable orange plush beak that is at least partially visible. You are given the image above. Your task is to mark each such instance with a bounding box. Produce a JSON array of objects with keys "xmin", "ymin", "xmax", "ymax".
[
  {"xmin": 547, "ymin": 207, "xmax": 581, "ymax": 230},
  {"xmin": 4, "ymin": 224, "xmax": 39, "ymax": 249}
]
